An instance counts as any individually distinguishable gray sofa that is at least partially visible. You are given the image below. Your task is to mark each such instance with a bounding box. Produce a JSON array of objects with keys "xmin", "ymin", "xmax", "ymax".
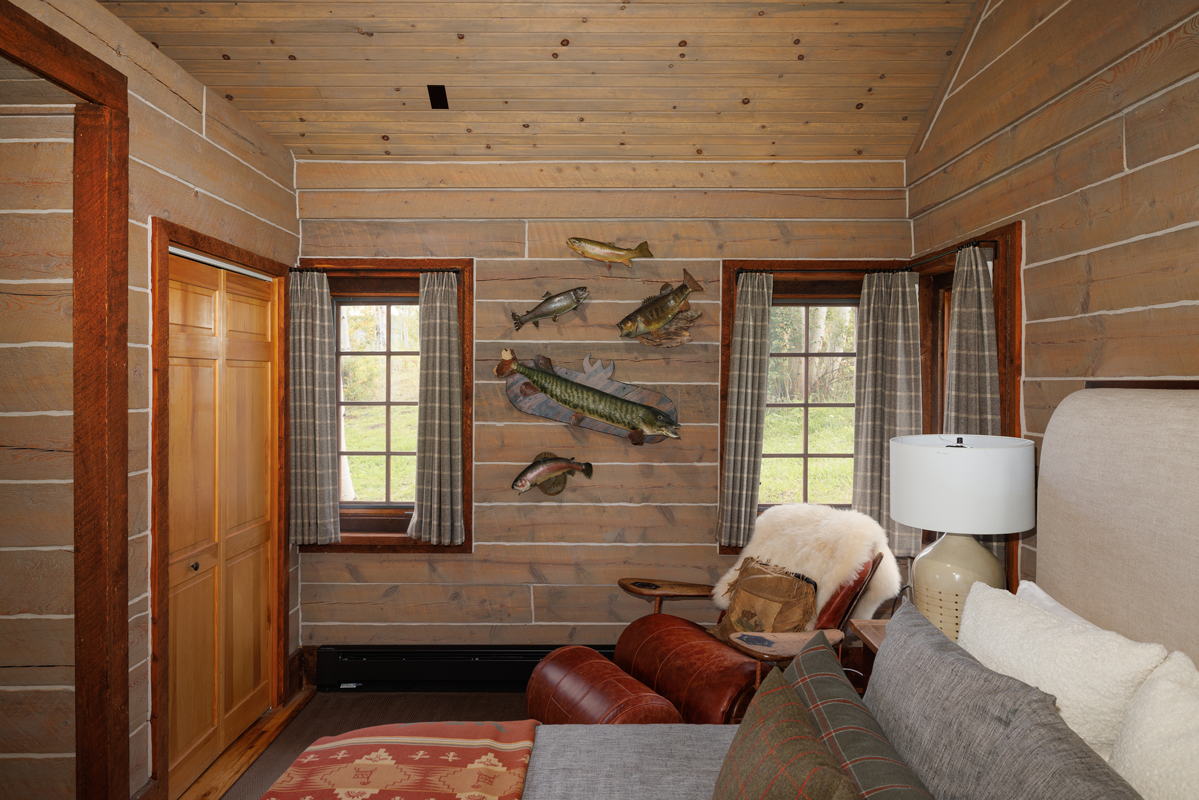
[{"xmin": 520, "ymin": 602, "xmax": 1143, "ymax": 800}]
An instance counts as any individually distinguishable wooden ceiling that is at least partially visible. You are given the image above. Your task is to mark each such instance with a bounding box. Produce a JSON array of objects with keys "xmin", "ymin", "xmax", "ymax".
[{"xmin": 102, "ymin": 1, "xmax": 976, "ymax": 161}]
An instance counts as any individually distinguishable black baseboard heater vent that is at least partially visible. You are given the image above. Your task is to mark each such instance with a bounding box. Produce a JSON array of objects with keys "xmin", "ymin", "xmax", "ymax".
[{"xmin": 316, "ymin": 644, "xmax": 616, "ymax": 692}]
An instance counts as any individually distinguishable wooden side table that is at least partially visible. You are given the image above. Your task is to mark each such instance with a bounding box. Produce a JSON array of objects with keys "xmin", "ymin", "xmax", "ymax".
[
  {"xmin": 617, "ymin": 577, "xmax": 712, "ymax": 613},
  {"xmin": 848, "ymin": 619, "xmax": 888, "ymax": 691},
  {"xmin": 849, "ymin": 619, "xmax": 888, "ymax": 654}
]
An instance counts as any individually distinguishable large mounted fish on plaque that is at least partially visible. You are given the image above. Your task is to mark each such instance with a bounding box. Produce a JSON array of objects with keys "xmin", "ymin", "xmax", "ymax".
[{"xmin": 495, "ymin": 348, "xmax": 679, "ymax": 445}]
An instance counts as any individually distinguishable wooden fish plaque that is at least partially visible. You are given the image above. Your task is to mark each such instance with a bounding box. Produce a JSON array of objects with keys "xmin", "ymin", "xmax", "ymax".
[{"xmin": 503, "ymin": 354, "xmax": 678, "ymax": 444}]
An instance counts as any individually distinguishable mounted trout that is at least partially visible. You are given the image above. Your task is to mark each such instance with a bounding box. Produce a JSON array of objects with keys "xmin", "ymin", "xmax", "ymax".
[
  {"xmin": 618, "ymin": 269, "xmax": 704, "ymax": 340},
  {"xmin": 495, "ymin": 348, "xmax": 680, "ymax": 445},
  {"xmin": 512, "ymin": 452, "xmax": 593, "ymax": 496},
  {"xmin": 512, "ymin": 286, "xmax": 589, "ymax": 331},
  {"xmin": 566, "ymin": 237, "xmax": 653, "ymax": 270}
]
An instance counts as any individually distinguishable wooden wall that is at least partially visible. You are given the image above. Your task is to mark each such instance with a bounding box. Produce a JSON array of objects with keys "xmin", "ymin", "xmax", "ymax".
[
  {"xmin": 297, "ymin": 159, "xmax": 910, "ymax": 646},
  {"xmin": 2, "ymin": 1, "xmax": 298, "ymax": 797},
  {"xmin": 0, "ymin": 59, "xmax": 77, "ymax": 800},
  {"xmin": 908, "ymin": 0, "xmax": 1199, "ymax": 580}
]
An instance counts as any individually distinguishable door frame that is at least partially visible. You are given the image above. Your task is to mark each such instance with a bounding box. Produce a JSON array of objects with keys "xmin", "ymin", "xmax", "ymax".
[
  {"xmin": 0, "ymin": 3, "xmax": 131, "ymax": 798},
  {"xmin": 149, "ymin": 218, "xmax": 291, "ymax": 800}
]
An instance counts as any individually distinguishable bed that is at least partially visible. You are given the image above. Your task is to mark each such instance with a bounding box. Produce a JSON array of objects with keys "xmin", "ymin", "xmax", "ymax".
[{"xmin": 261, "ymin": 387, "xmax": 1199, "ymax": 800}]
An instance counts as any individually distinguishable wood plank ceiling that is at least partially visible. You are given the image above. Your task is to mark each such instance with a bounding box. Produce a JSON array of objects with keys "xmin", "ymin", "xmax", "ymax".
[{"xmin": 103, "ymin": 1, "xmax": 976, "ymax": 161}]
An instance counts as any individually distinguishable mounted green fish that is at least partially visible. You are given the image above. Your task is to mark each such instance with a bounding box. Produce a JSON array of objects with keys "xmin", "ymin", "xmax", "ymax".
[
  {"xmin": 617, "ymin": 269, "xmax": 704, "ymax": 347},
  {"xmin": 512, "ymin": 452, "xmax": 593, "ymax": 496},
  {"xmin": 495, "ymin": 349, "xmax": 680, "ymax": 445},
  {"xmin": 566, "ymin": 237, "xmax": 653, "ymax": 270},
  {"xmin": 512, "ymin": 286, "xmax": 589, "ymax": 331}
]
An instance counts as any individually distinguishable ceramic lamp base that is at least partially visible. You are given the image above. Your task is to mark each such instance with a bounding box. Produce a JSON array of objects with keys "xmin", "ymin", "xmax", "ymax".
[{"xmin": 911, "ymin": 533, "xmax": 1006, "ymax": 641}]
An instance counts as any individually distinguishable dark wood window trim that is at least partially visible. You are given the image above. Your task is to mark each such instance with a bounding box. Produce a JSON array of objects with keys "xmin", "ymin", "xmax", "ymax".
[
  {"xmin": 149, "ymin": 219, "xmax": 293, "ymax": 800},
  {"xmin": 296, "ymin": 258, "xmax": 474, "ymax": 554},
  {"xmin": 909, "ymin": 222, "xmax": 1024, "ymax": 582},
  {"xmin": 1, "ymin": 4, "xmax": 132, "ymax": 798}
]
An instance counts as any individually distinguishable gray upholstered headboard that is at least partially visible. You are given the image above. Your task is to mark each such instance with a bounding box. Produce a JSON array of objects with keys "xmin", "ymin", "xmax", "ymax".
[{"xmin": 1037, "ymin": 389, "xmax": 1199, "ymax": 662}]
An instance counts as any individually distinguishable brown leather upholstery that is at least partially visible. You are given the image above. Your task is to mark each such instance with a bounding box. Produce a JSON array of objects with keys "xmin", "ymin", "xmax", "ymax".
[
  {"xmin": 613, "ymin": 614, "xmax": 759, "ymax": 724},
  {"xmin": 526, "ymin": 645, "xmax": 684, "ymax": 724},
  {"xmin": 813, "ymin": 552, "xmax": 885, "ymax": 631}
]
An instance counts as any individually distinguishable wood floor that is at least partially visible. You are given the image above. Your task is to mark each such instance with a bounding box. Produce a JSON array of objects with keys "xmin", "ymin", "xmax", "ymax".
[{"xmin": 177, "ymin": 688, "xmax": 315, "ymax": 800}]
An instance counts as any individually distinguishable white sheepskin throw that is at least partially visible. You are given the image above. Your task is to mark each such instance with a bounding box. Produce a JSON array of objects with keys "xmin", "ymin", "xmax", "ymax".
[{"xmin": 712, "ymin": 504, "xmax": 901, "ymax": 628}]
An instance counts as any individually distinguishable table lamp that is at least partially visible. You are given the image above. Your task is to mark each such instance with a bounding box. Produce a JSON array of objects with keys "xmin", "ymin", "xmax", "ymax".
[{"xmin": 889, "ymin": 434, "xmax": 1036, "ymax": 640}]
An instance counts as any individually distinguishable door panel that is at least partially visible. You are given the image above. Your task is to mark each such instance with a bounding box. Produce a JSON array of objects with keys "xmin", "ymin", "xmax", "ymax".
[
  {"xmin": 226, "ymin": 361, "xmax": 271, "ymax": 532},
  {"xmin": 222, "ymin": 540, "xmax": 271, "ymax": 746},
  {"xmin": 167, "ymin": 569, "xmax": 218, "ymax": 795},
  {"xmin": 167, "ymin": 361, "xmax": 216, "ymax": 557}
]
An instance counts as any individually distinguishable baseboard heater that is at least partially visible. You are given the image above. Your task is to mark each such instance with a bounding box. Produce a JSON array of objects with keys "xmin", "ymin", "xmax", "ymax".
[{"xmin": 315, "ymin": 644, "xmax": 616, "ymax": 691}]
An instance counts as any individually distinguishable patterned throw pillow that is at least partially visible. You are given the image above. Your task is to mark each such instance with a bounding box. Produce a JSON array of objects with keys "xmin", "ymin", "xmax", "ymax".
[
  {"xmin": 713, "ymin": 668, "xmax": 858, "ymax": 800},
  {"xmin": 784, "ymin": 632, "xmax": 933, "ymax": 799}
]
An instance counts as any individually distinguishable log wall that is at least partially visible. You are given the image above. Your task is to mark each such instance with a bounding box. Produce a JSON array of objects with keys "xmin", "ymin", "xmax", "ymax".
[
  {"xmin": 0, "ymin": 63, "xmax": 76, "ymax": 798},
  {"xmin": 2, "ymin": 1, "xmax": 298, "ymax": 796},
  {"xmin": 296, "ymin": 159, "xmax": 911, "ymax": 646},
  {"xmin": 908, "ymin": 1, "xmax": 1199, "ymax": 581}
]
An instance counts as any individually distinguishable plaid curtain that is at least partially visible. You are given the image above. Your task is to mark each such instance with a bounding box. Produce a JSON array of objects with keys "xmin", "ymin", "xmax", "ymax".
[
  {"xmin": 944, "ymin": 245, "xmax": 1003, "ymax": 559},
  {"xmin": 408, "ymin": 271, "xmax": 465, "ymax": 546},
  {"xmin": 716, "ymin": 272, "xmax": 774, "ymax": 547},
  {"xmin": 288, "ymin": 272, "xmax": 341, "ymax": 545},
  {"xmin": 852, "ymin": 272, "xmax": 922, "ymax": 557}
]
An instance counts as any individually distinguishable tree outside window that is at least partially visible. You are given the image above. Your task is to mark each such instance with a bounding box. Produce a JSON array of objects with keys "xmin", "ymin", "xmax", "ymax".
[
  {"xmin": 760, "ymin": 304, "xmax": 857, "ymax": 508},
  {"xmin": 336, "ymin": 301, "xmax": 420, "ymax": 505}
]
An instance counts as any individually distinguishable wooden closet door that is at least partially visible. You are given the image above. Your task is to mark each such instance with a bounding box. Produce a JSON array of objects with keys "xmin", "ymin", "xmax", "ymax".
[
  {"xmin": 167, "ymin": 256, "xmax": 276, "ymax": 798},
  {"xmin": 166, "ymin": 256, "xmax": 222, "ymax": 796},
  {"xmin": 219, "ymin": 272, "xmax": 274, "ymax": 746}
]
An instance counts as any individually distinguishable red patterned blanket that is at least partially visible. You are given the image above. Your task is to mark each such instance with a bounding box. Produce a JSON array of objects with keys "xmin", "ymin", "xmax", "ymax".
[{"xmin": 260, "ymin": 719, "xmax": 540, "ymax": 800}]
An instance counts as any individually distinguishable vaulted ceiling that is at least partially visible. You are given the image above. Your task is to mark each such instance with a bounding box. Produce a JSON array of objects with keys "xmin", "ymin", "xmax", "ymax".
[{"xmin": 103, "ymin": 1, "xmax": 977, "ymax": 161}]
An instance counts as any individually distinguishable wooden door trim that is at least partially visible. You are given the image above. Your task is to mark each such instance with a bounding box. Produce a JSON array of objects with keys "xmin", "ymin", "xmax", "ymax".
[
  {"xmin": 150, "ymin": 219, "xmax": 291, "ymax": 800},
  {"xmin": 0, "ymin": 3, "xmax": 131, "ymax": 798}
]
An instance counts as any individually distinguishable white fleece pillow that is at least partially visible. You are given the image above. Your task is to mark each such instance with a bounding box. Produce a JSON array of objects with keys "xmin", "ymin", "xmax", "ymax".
[
  {"xmin": 958, "ymin": 582, "xmax": 1167, "ymax": 761},
  {"xmin": 1015, "ymin": 580, "xmax": 1095, "ymax": 628},
  {"xmin": 1109, "ymin": 651, "xmax": 1199, "ymax": 800}
]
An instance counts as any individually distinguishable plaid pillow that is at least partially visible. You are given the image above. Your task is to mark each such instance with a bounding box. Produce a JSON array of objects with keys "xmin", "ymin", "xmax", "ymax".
[
  {"xmin": 784, "ymin": 632, "xmax": 932, "ymax": 799},
  {"xmin": 714, "ymin": 668, "xmax": 858, "ymax": 800}
]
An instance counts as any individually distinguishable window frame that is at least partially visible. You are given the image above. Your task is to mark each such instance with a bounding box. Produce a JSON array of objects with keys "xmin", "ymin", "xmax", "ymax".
[{"xmin": 297, "ymin": 258, "xmax": 474, "ymax": 554}]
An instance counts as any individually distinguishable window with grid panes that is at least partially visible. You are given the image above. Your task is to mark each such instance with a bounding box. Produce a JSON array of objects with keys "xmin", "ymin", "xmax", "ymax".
[
  {"xmin": 760, "ymin": 303, "xmax": 857, "ymax": 508},
  {"xmin": 335, "ymin": 300, "xmax": 420, "ymax": 507}
]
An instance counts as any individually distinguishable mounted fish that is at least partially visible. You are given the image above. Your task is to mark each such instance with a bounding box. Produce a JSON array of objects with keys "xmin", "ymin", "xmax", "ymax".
[
  {"xmin": 566, "ymin": 237, "xmax": 653, "ymax": 270},
  {"xmin": 512, "ymin": 452, "xmax": 593, "ymax": 496},
  {"xmin": 495, "ymin": 349, "xmax": 679, "ymax": 445},
  {"xmin": 617, "ymin": 269, "xmax": 704, "ymax": 347},
  {"xmin": 512, "ymin": 286, "xmax": 589, "ymax": 331}
]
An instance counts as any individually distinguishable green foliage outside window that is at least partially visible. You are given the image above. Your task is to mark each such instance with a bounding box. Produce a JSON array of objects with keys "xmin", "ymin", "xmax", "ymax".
[
  {"xmin": 760, "ymin": 305, "xmax": 857, "ymax": 507},
  {"xmin": 337, "ymin": 302, "xmax": 419, "ymax": 504}
]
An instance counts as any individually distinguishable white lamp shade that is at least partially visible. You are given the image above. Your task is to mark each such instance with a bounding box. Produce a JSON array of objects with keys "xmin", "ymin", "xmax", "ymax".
[{"xmin": 890, "ymin": 434, "xmax": 1036, "ymax": 535}]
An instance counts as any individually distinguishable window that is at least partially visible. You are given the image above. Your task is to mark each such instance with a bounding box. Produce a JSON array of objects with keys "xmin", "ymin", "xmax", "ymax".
[
  {"xmin": 298, "ymin": 258, "xmax": 473, "ymax": 553},
  {"xmin": 335, "ymin": 300, "xmax": 420, "ymax": 506},
  {"xmin": 760, "ymin": 304, "xmax": 857, "ymax": 508}
]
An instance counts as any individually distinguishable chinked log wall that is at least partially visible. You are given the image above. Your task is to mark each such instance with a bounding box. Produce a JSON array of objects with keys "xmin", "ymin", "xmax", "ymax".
[
  {"xmin": 908, "ymin": 0, "xmax": 1199, "ymax": 581},
  {"xmin": 1, "ymin": 1, "xmax": 299, "ymax": 795},
  {"xmin": 297, "ymin": 159, "xmax": 911, "ymax": 647},
  {"xmin": 0, "ymin": 72, "xmax": 77, "ymax": 800}
]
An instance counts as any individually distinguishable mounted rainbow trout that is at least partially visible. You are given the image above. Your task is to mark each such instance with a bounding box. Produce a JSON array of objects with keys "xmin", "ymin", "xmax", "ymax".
[
  {"xmin": 511, "ymin": 452, "xmax": 593, "ymax": 495},
  {"xmin": 495, "ymin": 348, "xmax": 680, "ymax": 445}
]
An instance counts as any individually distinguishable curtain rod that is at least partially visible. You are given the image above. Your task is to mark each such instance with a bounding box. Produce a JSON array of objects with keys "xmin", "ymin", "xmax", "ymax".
[
  {"xmin": 906, "ymin": 239, "xmax": 998, "ymax": 271},
  {"xmin": 290, "ymin": 266, "xmax": 461, "ymax": 274}
]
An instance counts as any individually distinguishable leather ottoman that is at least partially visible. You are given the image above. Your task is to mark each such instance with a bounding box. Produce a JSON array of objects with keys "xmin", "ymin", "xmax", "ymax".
[{"xmin": 526, "ymin": 645, "xmax": 684, "ymax": 724}]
